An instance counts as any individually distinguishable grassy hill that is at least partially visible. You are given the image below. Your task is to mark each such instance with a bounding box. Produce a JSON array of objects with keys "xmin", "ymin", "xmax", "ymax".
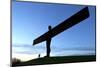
[{"xmin": 12, "ymin": 55, "xmax": 96, "ymax": 67}]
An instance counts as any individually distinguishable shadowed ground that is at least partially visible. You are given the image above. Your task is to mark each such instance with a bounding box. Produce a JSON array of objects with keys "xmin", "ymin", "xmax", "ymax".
[{"xmin": 12, "ymin": 55, "xmax": 96, "ymax": 67}]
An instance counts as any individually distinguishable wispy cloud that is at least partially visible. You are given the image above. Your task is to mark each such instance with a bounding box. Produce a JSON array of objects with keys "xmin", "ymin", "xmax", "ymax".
[
  {"xmin": 12, "ymin": 43, "xmax": 46, "ymax": 55},
  {"xmin": 12, "ymin": 43, "xmax": 95, "ymax": 56}
]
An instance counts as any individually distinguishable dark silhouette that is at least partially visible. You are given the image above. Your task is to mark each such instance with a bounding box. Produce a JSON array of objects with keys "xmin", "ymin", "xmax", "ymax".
[
  {"xmin": 38, "ymin": 54, "xmax": 40, "ymax": 58},
  {"xmin": 33, "ymin": 7, "xmax": 89, "ymax": 45},
  {"xmin": 12, "ymin": 58, "xmax": 21, "ymax": 67},
  {"xmin": 12, "ymin": 55, "xmax": 96, "ymax": 66},
  {"xmin": 46, "ymin": 26, "xmax": 52, "ymax": 57},
  {"xmin": 33, "ymin": 7, "xmax": 89, "ymax": 57}
]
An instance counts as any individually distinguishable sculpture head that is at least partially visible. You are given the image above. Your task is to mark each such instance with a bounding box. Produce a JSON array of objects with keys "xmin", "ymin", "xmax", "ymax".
[{"xmin": 48, "ymin": 25, "xmax": 52, "ymax": 30}]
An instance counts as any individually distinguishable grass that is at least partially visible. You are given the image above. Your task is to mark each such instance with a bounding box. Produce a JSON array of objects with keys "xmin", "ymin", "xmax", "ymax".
[{"xmin": 12, "ymin": 55, "xmax": 96, "ymax": 67}]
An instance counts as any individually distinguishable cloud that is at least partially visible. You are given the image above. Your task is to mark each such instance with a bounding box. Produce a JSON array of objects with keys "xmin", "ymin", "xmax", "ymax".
[
  {"xmin": 14, "ymin": 51, "xmax": 36, "ymax": 55},
  {"xmin": 12, "ymin": 43, "xmax": 95, "ymax": 56},
  {"xmin": 12, "ymin": 43, "xmax": 46, "ymax": 55},
  {"xmin": 13, "ymin": 43, "xmax": 45, "ymax": 49},
  {"xmin": 60, "ymin": 47, "xmax": 95, "ymax": 51}
]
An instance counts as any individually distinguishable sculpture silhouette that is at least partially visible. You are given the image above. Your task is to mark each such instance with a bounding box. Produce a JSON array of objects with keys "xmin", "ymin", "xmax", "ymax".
[
  {"xmin": 46, "ymin": 26, "xmax": 52, "ymax": 57},
  {"xmin": 33, "ymin": 7, "xmax": 89, "ymax": 45},
  {"xmin": 33, "ymin": 7, "xmax": 90, "ymax": 57}
]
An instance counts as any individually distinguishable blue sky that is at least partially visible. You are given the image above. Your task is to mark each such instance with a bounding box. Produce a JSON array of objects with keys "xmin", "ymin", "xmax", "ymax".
[{"xmin": 12, "ymin": 1, "xmax": 96, "ymax": 59}]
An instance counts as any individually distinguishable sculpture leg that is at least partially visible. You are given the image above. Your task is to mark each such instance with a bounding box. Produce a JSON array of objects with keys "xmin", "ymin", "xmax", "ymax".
[{"xmin": 46, "ymin": 39, "xmax": 51, "ymax": 57}]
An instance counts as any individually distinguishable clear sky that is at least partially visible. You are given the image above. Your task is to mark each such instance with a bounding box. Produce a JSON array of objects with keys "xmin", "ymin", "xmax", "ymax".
[{"xmin": 12, "ymin": 1, "xmax": 96, "ymax": 61}]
